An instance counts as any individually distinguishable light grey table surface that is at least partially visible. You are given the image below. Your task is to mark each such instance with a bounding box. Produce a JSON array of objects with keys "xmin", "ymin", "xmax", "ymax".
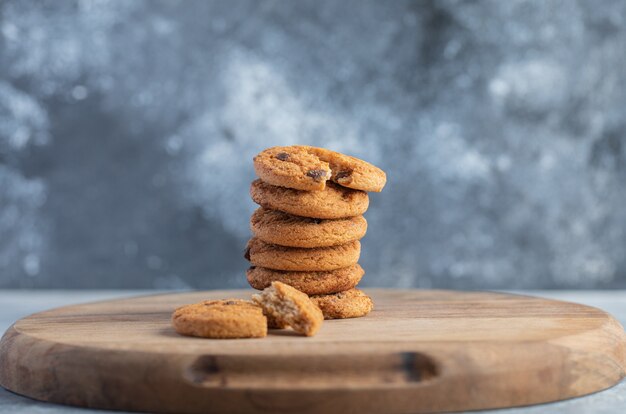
[{"xmin": 0, "ymin": 290, "xmax": 625, "ymax": 414}]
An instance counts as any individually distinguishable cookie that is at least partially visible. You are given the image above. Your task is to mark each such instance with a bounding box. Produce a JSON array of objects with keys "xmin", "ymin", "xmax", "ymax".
[
  {"xmin": 253, "ymin": 146, "xmax": 331, "ymax": 191},
  {"xmin": 250, "ymin": 179, "xmax": 369, "ymax": 219},
  {"xmin": 247, "ymin": 264, "xmax": 365, "ymax": 295},
  {"xmin": 253, "ymin": 146, "xmax": 386, "ymax": 192},
  {"xmin": 252, "ymin": 281, "xmax": 324, "ymax": 336},
  {"xmin": 245, "ymin": 237, "xmax": 361, "ymax": 271},
  {"xmin": 250, "ymin": 208, "xmax": 367, "ymax": 248},
  {"xmin": 298, "ymin": 145, "xmax": 386, "ymax": 192},
  {"xmin": 310, "ymin": 289, "xmax": 374, "ymax": 319},
  {"xmin": 171, "ymin": 299, "xmax": 267, "ymax": 339}
]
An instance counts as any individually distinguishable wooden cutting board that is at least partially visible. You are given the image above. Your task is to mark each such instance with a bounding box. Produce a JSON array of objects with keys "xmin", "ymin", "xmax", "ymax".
[{"xmin": 1, "ymin": 289, "xmax": 625, "ymax": 414}]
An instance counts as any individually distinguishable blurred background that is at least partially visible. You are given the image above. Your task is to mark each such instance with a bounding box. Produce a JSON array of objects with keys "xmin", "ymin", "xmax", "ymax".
[{"xmin": 1, "ymin": 0, "xmax": 625, "ymax": 290}]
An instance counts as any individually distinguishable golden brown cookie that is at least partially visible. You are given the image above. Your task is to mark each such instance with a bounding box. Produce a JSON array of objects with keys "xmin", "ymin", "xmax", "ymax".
[
  {"xmin": 297, "ymin": 145, "xmax": 386, "ymax": 192},
  {"xmin": 252, "ymin": 281, "xmax": 324, "ymax": 336},
  {"xmin": 310, "ymin": 289, "xmax": 374, "ymax": 319},
  {"xmin": 250, "ymin": 179, "xmax": 369, "ymax": 219},
  {"xmin": 247, "ymin": 264, "xmax": 365, "ymax": 295},
  {"xmin": 253, "ymin": 146, "xmax": 331, "ymax": 191},
  {"xmin": 171, "ymin": 299, "xmax": 267, "ymax": 339},
  {"xmin": 250, "ymin": 208, "xmax": 367, "ymax": 248},
  {"xmin": 253, "ymin": 146, "xmax": 386, "ymax": 192},
  {"xmin": 245, "ymin": 237, "xmax": 361, "ymax": 271}
]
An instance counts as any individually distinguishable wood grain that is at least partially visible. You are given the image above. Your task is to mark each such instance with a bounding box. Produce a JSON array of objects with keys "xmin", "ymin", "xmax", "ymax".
[{"xmin": 1, "ymin": 289, "xmax": 625, "ymax": 414}]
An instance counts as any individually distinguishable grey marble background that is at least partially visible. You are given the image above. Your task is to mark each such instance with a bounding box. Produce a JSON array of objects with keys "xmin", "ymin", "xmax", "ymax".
[{"xmin": 1, "ymin": 0, "xmax": 625, "ymax": 289}]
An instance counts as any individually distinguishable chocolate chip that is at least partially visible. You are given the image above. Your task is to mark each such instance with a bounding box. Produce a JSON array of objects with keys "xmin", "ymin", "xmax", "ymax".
[
  {"xmin": 244, "ymin": 246, "xmax": 251, "ymax": 261},
  {"xmin": 276, "ymin": 152, "xmax": 290, "ymax": 161},
  {"xmin": 224, "ymin": 301, "xmax": 237, "ymax": 305},
  {"xmin": 306, "ymin": 169, "xmax": 327, "ymax": 182},
  {"xmin": 335, "ymin": 170, "xmax": 352, "ymax": 180}
]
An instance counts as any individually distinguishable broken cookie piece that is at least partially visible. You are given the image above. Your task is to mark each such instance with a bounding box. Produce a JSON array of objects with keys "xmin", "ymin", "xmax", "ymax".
[
  {"xmin": 296, "ymin": 145, "xmax": 386, "ymax": 192},
  {"xmin": 252, "ymin": 281, "xmax": 324, "ymax": 336},
  {"xmin": 253, "ymin": 146, "xmax": 331, "ymax": 191}
]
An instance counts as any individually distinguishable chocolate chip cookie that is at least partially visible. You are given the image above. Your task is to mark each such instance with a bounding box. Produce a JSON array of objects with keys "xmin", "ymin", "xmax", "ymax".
[
  {"xmin": 253, "ymin": 146, "xmax": 386, "ymax": 192},
  {"xmin": 252, "ymin": 281, "xmax": 324, "ymax": 336},
  {"xmin": 250, "ymin": 179, "xmax": 369, "ymax": 219},
  {"xmin": 250, "ymin": 208, "xmax": 367, "ymax": 248},
  {"xmin": 171, "ymin": 299, "xmax": 267, "ymax": 339},
  {"xmin": 298, "ymin": 145, "xmax": 386, "ymax": 192},
  {"xmin": 246, "ymin": 264, "xmax": 365, "ymax": 295},
  {"xmin": 310, "ymin": 289, "xmax": 374, "ymax": 319},
  {"xmin": 253, "ymin": 146, "xmax": 331, "ymax": 191},
  {"xmin": 245, "ymin": 237, "xmax": 361, "ymax": 271}
]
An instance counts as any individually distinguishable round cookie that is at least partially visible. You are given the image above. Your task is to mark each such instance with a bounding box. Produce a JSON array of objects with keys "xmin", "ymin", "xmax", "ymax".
[
  {"xmin": 253, "ymin": 145, "xmax": 386, "ymax": 192},
  {"xmin": 253, "ymin": 146, "xmax": 331, "ymax": 191},
  {"xmin": 310, "ymin": 289, "xmax": 374, "ymax": 319},
  {"xmin": 246, "ymin": 264, "xmax": 364, "ymax": 295},
  {"xmin": 171, "ymin": 299, "xmax": 267, "ymax": 339},
  {"xmin": 250, "ymin": 208, "xmax": 367, "ymax": 248},
  {"xmin": 252, "ymin": 281, "xmax": 324, "ymax": 336},
  {"xmin": 245, "ymin": 237, "xmax": 361, "ymax": 271},
  {"xmin": 297, "ymin": 145, "xmax": 387, "ymax": 192},
  {"xmin": 250, "ymin": 179, "xmax": 369, "ymax": 219}
]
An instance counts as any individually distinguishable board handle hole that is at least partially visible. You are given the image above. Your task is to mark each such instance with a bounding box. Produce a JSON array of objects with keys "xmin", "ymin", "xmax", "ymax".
[{"xmin": 184, "ymin": 352, "xmax": 439, "ymax": 389}]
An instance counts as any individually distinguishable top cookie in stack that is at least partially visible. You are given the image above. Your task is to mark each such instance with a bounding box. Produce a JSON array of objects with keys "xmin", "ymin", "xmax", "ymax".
[{"xmin": 245, "ymin": 145, "xmax": 386, "ymax": 320}]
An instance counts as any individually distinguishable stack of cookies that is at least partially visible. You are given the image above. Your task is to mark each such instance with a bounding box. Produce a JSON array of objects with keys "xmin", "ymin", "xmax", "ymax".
[
  {"xmin": 171, "ymin": 145, "xmax": 385, "ymax": 339},
  {"xmin": 245, "ymin": 145, "xmax": 386, "ymax": 319}
]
